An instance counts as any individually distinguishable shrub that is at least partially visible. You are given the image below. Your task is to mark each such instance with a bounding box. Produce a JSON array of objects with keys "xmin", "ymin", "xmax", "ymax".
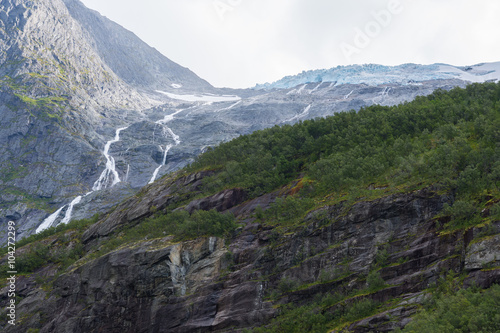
[
  {"xmin": 402, "ymin": 285, "xmax": 500, "ymax": 332},
  {"xmin": 366, "ymin": 270, "xmax": 386, "ymax": 292},
  {"xmin": 278, "ymin": 276, "xmax": 300, "ymax": 293},
  {"xmin": 441, "ymin": 200, "xmax": 481, "ymax": 230},
  {"xmin": 343, "ymin": 298, "xmax": 378, "ymax": 323}
]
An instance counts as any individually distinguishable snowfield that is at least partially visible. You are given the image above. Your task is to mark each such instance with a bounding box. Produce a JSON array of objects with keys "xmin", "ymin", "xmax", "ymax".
[{"xmin": 156, "ymin": 90, "xmax": 241, "ymax": 102}]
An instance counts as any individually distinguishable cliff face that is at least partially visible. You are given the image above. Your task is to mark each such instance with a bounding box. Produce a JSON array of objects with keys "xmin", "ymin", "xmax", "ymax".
[
  {"xmin": 0, "ymin": 0, "xmax": 155, "ymax": 112},
  {"xmin": 62, "ymin": 0, "xmax": 214, "ymax": 93},
  {"xmin": 2, "ymin": 171, "xmax": 499, "ymax": 332}
]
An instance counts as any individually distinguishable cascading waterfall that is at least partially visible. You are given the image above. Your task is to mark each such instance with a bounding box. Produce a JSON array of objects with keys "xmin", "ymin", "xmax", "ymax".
[
  {"xmin": 163, "ymin": 126, "xmax": 181, "ymax": 145},
  {"xmin": 92, "ymin": 127, "xmax": 129, "ymax": 191},
  {"xmin": 36, "ymin": 206, "xmax": 66, "ymax": 233},
  {"xmin": 148, "ymin": 144, "xmax": 173, "ymax": 184},
  {"xmin": 60, "ymin": 196, "xmax": 82, "ymax": 225},
  {"xmin": 125, "ymin": 164, "xmax": 130, "ymax": 182},
  {"xmin": 36, "ymin": 126, "xmax": 129, "ymax": 233},
  {"xmin": 148, "ymin": 109, "xmax": 184, "ymax": 184}
]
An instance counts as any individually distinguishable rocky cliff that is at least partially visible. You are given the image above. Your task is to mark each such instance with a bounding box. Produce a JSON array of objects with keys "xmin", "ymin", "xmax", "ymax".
[{"xmin": 1, "ymin": 169, "xmax": 499, "ymax": 332}]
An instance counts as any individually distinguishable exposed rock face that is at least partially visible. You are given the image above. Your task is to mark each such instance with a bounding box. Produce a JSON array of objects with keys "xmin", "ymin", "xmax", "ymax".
[
  {"xmin": 62, "ymin": 0, "xmax": 214, "ymax": 93},
  {"xmin": 82, "ymin": 170, "xmax": 213, "ymax": 243},
  {"xmin": 185, "ymin": 188, "xmax": 247, "ymax": 214},
  {"xmin": 2, "ymin": 174, "xmax": 499, "ymax": 332},
  {"xmin": 0, "ymin": 0, "xmax": 154, "ymax": 112},
  {"xmin": 0, "ymin": 0, "xmax": 215, "ymax": 241}
]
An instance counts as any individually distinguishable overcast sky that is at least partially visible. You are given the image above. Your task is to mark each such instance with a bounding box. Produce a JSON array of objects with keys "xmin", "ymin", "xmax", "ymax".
[{"xmin": 80, "ymin": 0, "xmax": 500, "ymax": 88}]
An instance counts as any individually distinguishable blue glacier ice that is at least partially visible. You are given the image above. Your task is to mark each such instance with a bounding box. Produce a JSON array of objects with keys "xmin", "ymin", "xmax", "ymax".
[{"xmin": 254, "ymin": 63, "xmax": 500, "ymax": 90}]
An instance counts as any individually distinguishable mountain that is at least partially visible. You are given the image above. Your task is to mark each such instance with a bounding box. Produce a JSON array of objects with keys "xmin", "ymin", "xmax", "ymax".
[
  {"xmin": 1, "ymin": 0, "xmax": 499, "ymax": 249},
  {"xmin": 0, "ymin": 0, "xmax": 217, "ymax": 240},
  {"xmin": 61, "ymin": 0, "xmax": 214, "ymax": 93},
  {"xmin": 1, "ymin": 82, "xmax": 499, "ymax": 332}
]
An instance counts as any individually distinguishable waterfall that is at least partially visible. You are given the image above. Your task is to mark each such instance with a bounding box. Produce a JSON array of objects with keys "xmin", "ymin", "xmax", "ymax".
[
  {"xmin": 148, "ymin": 107, "xmax": 185, "ymax": 184},
  {"xmin": 36, "ymin": 206, "xmax": 65, "ymax": 233},
  {"xmin": 36, "ymin": 126, "xmax": 130, "ymax": 234},
  {"xmin": 92, "ymin": 127, "xmax": 129, "ymax": 191},
  {"xmin": 125, "ymin": 164, "xmax": 130, "ymax": 182},
  {"xmin": 149, "ymin": 144, "xmax": 172, "ymax": 184},
  {"xmin": 60, "ymin": 196, "xmax": 82, "ymax": 225},
  {"xmin": 163, "ymin": 126, "xmax": 181, "ymax": 145}
]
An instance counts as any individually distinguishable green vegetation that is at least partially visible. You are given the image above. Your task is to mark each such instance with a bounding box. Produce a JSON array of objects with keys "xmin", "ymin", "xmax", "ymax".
[
  {"xmin": 365, "ymin": 270, "xmax": 387, "ymax": 292},
  {"xmin": 0, "ymin": 215, "xmax": 100, "ymax": 278},
  {"xmin": 253, "ymin": 292, "xmax": 379, "ymax": 333},
  {"xmin": 14, "ymin": 93, "xmax": 67, "ymax": 120},
  {"xmin": 190, "ymin": 82, "xmax": 500, "ymax": 232},
  {"xmin": 0, "ymin": 163, "xmax": 28, "ymax": 182},
  {"xmin": 401, "ymin": 284, "xmax": 500, "ymax": 333},
  {"xmin": 120, "ymin": 209, "xmax": 237, "ymax": 243},
  {"xmin": 1, "ymin": 73, "xmax": 69, "ymax": 121},
  {"xmin": 1, "ymin": 208, "xmax": 237, "ymax": 277},
  {"xmin": 261, "ymin": 195, "xmax": 315, "ymax": 226},
  {"xmin": 91, "ymin": 209, "xmax": 237, "ymax": 259},
  {"xmin": 15, "ymin": 214, "xmax": 100, "ymax": 251}
]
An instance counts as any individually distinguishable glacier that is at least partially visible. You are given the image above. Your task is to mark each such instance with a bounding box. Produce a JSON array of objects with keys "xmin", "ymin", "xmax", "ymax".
[{"xmin": 255, "ymin": 62, "xmax": 500, "ymax": 90}]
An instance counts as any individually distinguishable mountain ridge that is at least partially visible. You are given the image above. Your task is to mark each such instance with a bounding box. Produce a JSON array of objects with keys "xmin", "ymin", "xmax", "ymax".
[{"xmin": 62, "ymin": 0, "xmax": 215, "ymax": 94}]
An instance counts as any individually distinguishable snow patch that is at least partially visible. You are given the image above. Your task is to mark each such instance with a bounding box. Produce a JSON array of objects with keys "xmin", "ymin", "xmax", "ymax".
[
  {"xmin": 156, "ymin": 90, "xmax": 241, "ymax": 102},
  {"xmin": 344, "ymin": 90, "xmax": 354, "ymax": 99},
  {"xmin": 296, "ymin": 84, "xmax": 307, "ymax": 94},
  {"xmin": 310, "ymin": 82, "xmax": 323, "ymax": 94},
  {"xmin": 285, "ymin": 104, "xmax": 312, "ymax": 123},
  {"xmin": 216, "ymin": 100, "xmax": 241, "ymax": 112}
]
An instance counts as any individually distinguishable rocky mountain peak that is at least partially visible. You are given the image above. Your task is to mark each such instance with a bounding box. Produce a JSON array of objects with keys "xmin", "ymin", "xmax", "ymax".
[
  {"xmin": 62, "ymin": 0, "xmax": 215, "ymax": 93},
  {"xmin": 0, "ymin": 0, "xmax": 155, "ymax": 114}
]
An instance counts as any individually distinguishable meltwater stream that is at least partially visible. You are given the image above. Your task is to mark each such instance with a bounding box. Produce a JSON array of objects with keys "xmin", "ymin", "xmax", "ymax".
[
  {"xmin": 147, "ymin": 108, "xmax": 185, "ymax": 184},
  {"xmin": 35, "ymin": 206, "xmax": 65, "ymax": 233},
  {"xmin": 36, "ymin": 127, "xmax": 129, "ymax": 233},
  {"xmin": 148, "ymin": 144, "xmax": 173, "ymax": 184},
  {"xmin": 92, "ymin": 127, "xmax": 129, "ymax": 191}
]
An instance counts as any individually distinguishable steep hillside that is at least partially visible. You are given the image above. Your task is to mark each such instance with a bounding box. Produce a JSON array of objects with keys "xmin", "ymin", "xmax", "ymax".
[
  {"xmin": 1, "ymin": 83, "xmax": 499, "ymax": 332},
  {"xmin": 62, "ymin": 0, "xmax": 214, "ymax": 93},
  {"xmin": 0, "ymin": 0, "xmax": 214, "ymax": 241}
]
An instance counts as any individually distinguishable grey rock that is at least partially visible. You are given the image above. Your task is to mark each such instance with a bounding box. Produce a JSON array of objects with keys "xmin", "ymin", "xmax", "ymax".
[
  {"xmin": 465, "ymin": 234, "xmax": 500, "ymax": 270},
  {"xmin": 2, "ymin": 176, "xmax": 499, "ymax": 332}
]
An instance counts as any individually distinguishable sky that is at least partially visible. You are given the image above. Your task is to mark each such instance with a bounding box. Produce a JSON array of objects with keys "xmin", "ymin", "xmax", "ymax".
[{"xmin": 80, "ymin": 0, "xmax": 500, "ymax": 89}]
